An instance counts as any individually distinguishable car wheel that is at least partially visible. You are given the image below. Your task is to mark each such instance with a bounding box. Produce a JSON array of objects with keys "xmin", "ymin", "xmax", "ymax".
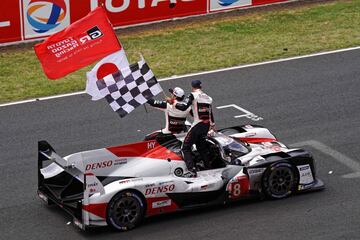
[
  {"xmin": 262, "ymin": 162, "xmax": 298, "ymax": 199},
  {"xmin": 107, "ymin": 191, "xmax": 145, "ymax": 231}
]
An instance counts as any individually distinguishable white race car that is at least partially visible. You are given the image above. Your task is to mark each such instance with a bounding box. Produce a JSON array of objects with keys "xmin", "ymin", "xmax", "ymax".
[{"xmin": 37, "ymin": 125, "xmax": 324, "ymax": 231}]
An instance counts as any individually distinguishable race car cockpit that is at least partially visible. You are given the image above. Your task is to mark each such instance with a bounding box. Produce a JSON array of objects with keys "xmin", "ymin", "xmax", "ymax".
[{"xmin": 207, "ymin": 132, "xmax": 250, "ymax": 166}]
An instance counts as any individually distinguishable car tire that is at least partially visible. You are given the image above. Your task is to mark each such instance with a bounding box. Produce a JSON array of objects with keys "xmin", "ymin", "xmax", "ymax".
[
  {"xmin": 106, "ymin": 191, "xmax": 145, "ymax": 231},
  {"xmin": 262, "ymin": 162, "xmax": 298, "ymax": 199}
]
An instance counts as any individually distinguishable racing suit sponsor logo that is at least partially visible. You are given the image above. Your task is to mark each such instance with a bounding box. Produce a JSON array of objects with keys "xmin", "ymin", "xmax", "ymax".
[
  {"xmin": 145, "ymin": 184, "xmax": 175, "ymax": 195},
  {"xmin": 85, "ymin": 160, "xmax": 113, "ymax": 171},
  {"xmin": 168, "ymin": 115, "xmax": 186, "ymax": 133}
]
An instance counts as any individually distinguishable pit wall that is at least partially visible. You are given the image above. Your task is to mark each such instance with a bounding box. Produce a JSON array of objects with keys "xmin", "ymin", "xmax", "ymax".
[{"xmin": 0, "ymin": 0, "xmax": 293, "ymax": 45}]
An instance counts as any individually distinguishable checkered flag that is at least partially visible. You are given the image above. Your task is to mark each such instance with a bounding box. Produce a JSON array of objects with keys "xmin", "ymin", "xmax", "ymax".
[{"xmin": 93, "ymin": 58, "xmax": 162, "ymax": 117}]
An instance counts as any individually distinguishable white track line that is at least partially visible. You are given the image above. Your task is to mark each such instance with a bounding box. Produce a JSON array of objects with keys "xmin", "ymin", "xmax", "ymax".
[
  {"xmin": 290, "ymin": 140, "xmax": 360, "ymax": 179},
  {"xmin": 1, "ymin": 46, "xmax": 360, "ymax": 108}
]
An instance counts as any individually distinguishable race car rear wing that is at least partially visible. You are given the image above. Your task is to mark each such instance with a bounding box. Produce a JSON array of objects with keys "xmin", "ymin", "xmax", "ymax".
[{"xmin": 37, "ymin": 141, "xmax": 105, "ymax": 230}]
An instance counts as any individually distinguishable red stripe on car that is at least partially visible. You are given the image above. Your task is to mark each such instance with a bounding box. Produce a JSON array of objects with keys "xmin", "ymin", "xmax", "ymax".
[
  {"xmin": 107, "ymin": 140, "xmax": 182, "ymax": 160},
  {"xmin": 83, "ymin": 203, "xmax": 107, "ymax": 219},
  {"xmin": 146, "ymin": 197, "xmax": 178, "ymax": 216},
  {"xmin": 238, "ymin": 137, "xmax": 276, "ymax": 143}
]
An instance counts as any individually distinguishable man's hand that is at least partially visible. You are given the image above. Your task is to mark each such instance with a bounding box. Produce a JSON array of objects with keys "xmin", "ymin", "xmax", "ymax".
[
  {"xmin": 207, "ymin": 129, "xmax": 216, "ymax": 137},
  {"xmin": 166, "ymin": 97, "xmax": 174, "ymax": 104}
]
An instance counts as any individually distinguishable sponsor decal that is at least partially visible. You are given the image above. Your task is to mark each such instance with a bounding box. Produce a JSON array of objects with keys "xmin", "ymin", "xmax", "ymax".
[
  {"xmin": 152, "ymin": 199, "xmax": 172, "ymax": 208},
  {"xmin": 299, "ymin": 166, "xmax": 310, "ymax": 171},
  {"xmin": 159, "ymin": 180, "xmax": 174, "ymax": 185},
  {"xmin": 245, "ymin": 132, "xmax": 256, "ymax": 138},
  {"xmin": 87, "ymin": 182, "xmax": 98, "ymax": 188},
  {"xmin": 297, "ymin": 164, "xmax": 314, "ymax": 185},
  {"xmin": 131, "ymin": 178, "xmax": 143, "ymax": 182},
  {"xmin": 210, "ymin": 0, "xmax": 251, "ymax": 11},
  {"xmin": 298, "ymin": 183, "xmax": 313, "ymax": 191},
  {"xmin": 119, "ymin": 179, "xmax": 131, "ymax": 184},
  {"xmin": 145, "ymin": 184, "xmax": 175, "ymax": 195},
  {"xmin": 218, "ymin": 0, "xmax": 239, "ymax": 6},
  {"xmin": 146, "ymin": 197, "xmax": 178, "ymax": 215},
  {"xmin": 87, "ymin": 182, "xmax": 99, "ymax": 193},
  {"xmin": 92, "ymin": 0, "xmax": 196, "ymax": 13},
  {"xmin": 23, "ymin": 0, "xmax": 70, "ymax": 39},
  {"xmin": 247, "ymin": 168, "xmax": 265, "ymax": 175},
  {"xmin": 114, "ymin": 158, "xmax": 127, "ymax": 166},
  {"xmin": 147, "ymin": 141, "xmax": 156, "ymax": 149},
  {"xmin": 85, "ymin": 160, "xmax": 113, "ymax": 171},
  {"xmin": 228, "ymin": 176, "xmax": 249, "ymax": 199}
]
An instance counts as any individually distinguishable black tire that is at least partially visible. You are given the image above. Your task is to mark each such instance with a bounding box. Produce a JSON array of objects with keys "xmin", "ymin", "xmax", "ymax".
[
  {"xmin": 106, "ymin": 191, "xmax": 145, "ymax": 231},
  {"xmin": 262, "ymin": 162, "xmax": 298, "ymax": 199}
]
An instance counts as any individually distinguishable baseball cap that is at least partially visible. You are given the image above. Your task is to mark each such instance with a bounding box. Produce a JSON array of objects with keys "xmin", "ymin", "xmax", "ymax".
[
  {"xmin": 191, "ymin": 80, "xmax": 202, "ymax": 88},
  {"xmin": 169, "ymin": 87, "xmax": 185, "ymax": 98}
]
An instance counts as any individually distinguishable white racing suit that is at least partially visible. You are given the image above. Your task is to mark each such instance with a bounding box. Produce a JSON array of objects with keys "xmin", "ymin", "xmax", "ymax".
[{"xmin": 147, "ymin": 99, "xmax": 191, "ymax": 134}]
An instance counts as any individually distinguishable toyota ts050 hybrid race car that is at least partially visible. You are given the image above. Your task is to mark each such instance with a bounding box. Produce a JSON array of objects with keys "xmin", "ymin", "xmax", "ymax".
[{"xmin": 37, "ymin": 124, "xmax": 324, "ymax": 231}]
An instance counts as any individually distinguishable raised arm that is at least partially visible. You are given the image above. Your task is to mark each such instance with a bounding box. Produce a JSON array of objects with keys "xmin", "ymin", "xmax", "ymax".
[
  {"xmin": 147, "ymin": 99, "xmax": 167, "ymax": 110},
  {"xmin": 175, "ymin": 93, "xmax": 194, "ymax": 111}
]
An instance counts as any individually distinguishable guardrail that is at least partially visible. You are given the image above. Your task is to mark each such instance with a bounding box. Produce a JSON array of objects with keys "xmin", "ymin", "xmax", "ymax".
[{"xmin": 0, "ymin": 0, "xmax": 292, "ymax": 46}]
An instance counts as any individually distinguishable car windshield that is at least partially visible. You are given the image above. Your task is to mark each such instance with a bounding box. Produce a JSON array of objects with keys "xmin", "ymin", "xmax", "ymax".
[{"xmin": 212, "ymin": 133, "xmax": 249, "ymax": 158}]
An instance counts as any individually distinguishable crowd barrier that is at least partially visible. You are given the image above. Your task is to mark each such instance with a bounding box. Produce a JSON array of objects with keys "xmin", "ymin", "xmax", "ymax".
[{"xmin": 0, "ymin": 0, "xmax": 291, "ymax": 45}]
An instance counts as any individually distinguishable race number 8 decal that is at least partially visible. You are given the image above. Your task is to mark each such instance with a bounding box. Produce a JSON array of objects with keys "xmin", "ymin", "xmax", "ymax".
[
  {"xmin": 231, "ymin": 182, "xmax": 241, "ymax": 198},
  {"xmin": 229, "ymin": 176, "xmax": 249, "ymax": 199}
]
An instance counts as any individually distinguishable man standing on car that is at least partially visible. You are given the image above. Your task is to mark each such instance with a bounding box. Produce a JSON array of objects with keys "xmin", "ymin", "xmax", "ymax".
[
  {"xmin": 147, "ymin": 87, "xmax": 191, "ymax": 136},
  {"xmin": 174, "ymin": 80, "xmax": 215, "ymax": 177}
]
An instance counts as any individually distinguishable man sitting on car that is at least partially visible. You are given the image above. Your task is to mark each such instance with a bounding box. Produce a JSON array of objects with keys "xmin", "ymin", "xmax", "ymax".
[{"xmin": 147, "ymin": 87, "xmax": 191, "ymax": 137}]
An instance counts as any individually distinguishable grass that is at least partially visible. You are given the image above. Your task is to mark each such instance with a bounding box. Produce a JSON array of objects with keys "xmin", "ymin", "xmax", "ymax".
[{"xmin": 0, "ymin": 0, "xmax": 359, "ymax": 104}]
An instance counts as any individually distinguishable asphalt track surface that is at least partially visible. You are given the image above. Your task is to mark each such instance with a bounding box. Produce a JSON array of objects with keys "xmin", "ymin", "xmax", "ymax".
[{"xmin": 1, "ymin": 49, "xmax": 360, "ymax": 240}]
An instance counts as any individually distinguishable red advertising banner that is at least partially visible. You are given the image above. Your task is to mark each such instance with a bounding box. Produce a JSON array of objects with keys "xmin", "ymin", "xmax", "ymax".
[
  {"xmin": 0, "ymin": 0, "xmax": 294, "ymax": 46},
  {"xmin": 0, "ymin": 1, "xmax": 22, "ymax": 44},
  {"xmin": 34, "ymin": 7, "xmax": 121, "ymax": 79},
  {"xmin": 93, "ymin": 0, "xmax": 207, "ymax": 27}
]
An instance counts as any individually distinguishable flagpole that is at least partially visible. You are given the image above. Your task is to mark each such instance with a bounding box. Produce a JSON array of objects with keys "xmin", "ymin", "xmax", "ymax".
[{"xmin": 143, "ymin": 103, "xmax": 148, "ymax": 113}]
